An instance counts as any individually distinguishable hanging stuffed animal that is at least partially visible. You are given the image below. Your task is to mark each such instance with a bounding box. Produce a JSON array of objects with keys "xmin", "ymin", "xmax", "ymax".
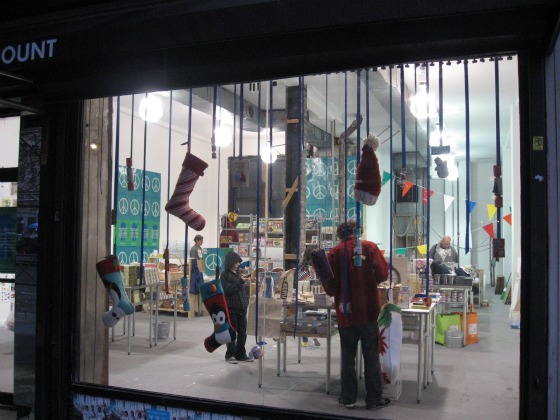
[
  {"xmin": 378, "ymin": 302, "xmax": 403, "ymax": 385},
  {"xmin": 354, "ymin": 134, "xmax": 382, "ymax": 205},
  {"xmin": 200, "ymin": 279, "xmax": 236, "ymax": 352}
]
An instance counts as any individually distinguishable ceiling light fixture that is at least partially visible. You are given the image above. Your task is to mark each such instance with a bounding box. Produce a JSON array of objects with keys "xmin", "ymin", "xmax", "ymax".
[
  {"xmin": 409, "ymin": 83, "xmax": 438, "ymax": 120},
  {"xmin": 139, "ymin": 93, "xmax": 163, "ymax": 122},
  {"xmin": 214, "ymin": 125, "xmax": 232, "ymax": 148},
  {"xmin": 261, "ymin": 144, "xmax": 278, "ymax": 164}
]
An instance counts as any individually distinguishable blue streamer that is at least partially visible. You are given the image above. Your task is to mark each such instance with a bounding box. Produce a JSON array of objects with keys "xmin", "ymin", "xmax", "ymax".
[
  {"xmin": 139, "ymin": 93, "xmax": 149, "ymax": 285},
  {"xmin": 425, "ymin": 64, "xmax": 431, "ymax": 294},
  {"xmin": 494, "ymin": 59, "xmax": 502, "ymax": 239},
  {"xmin": 112, "ymin": 97, "xmax": 121, "ymax": 255},
  {"xmin": 464, "ymin": 61, "xmax": 471, "ymax": 254}
]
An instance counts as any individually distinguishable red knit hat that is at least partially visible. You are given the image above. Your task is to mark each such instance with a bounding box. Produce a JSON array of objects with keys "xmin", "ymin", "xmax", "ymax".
[{"xmin": 354, "ymin": 134, "xmax": 382, "ymax": 205}]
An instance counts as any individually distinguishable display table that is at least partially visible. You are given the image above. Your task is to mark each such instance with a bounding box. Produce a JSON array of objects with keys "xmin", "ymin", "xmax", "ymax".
[
  {"xmin": 277, "ymin": 301, "xmax": 337, "ymax": 394},
  {"xmin": 111, "ymin": 281, "xmax": 179, "ymax": 355},
  {"xmin": 401, "ymin": 302, "xmax": 437, "ymax": 403},
  {"xmin": 429, "ymin": 284, "xmax": 472, "ymax": 346}
]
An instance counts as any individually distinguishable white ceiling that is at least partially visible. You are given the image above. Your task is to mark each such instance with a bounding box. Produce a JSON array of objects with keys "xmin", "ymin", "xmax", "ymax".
[{"xmin": 121, "ymin": 55, "xmax": 519, "ymax": 165}]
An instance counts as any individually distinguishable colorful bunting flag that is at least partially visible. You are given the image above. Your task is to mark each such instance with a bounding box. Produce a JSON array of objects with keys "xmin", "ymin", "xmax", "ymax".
[
  {"xmin": 396, "ymin": 248, "xmax": 407, "ymax": 256},
  {"xmin": 382, "ymin": 171, "xmax": 392, "ymax": 186},
  {"xmin": 487, "ymin": 204, "xmax": 497, "ymax": 221},
  {"xmin": 423, "ymin": 189, "xmax": 435, "ymax": 204},
  {"xmin": 444, "ymin": 195, "xmax": 454, "ymax": 211},
  {"xmin": 466, "ymin": 200, "xmax": 477, "ymax": 214},
  {"xmin": 402, "ymin": 181, "xmax": 414, "ymax": 197},
  {"xmin": 483, "ymin": 223, "xmax": 495, "ymax": 238},
  {"xmin": 417, "ymin": 244, "xmax": 428, "ymax": 255},
  {"xmin": 503, "ymin": 213, "xmax": 512, "ymax": 225}
]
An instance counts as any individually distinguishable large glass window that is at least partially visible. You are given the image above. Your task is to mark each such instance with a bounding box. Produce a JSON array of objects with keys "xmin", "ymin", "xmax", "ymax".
[
  {"xmin": 77, "ymin": 58, "xmax": 520, "ymax": 417},
  {"xmin": 0, "ymin": 116, "xmax": 20, "ymax": 395}
]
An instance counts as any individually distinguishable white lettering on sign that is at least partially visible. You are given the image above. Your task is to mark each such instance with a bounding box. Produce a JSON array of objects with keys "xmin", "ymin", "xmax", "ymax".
[{"xmin": 1, "ymin": 38, "xmax": 57, "ymax": 65}]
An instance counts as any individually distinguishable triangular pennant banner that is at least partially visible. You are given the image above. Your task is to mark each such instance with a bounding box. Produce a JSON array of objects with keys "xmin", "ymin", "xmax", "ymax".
[
  {"xmin": 466, "ymin": 200, "xmax": 477, "ymax": 214},
  {"xmin": 396, "ymin": 248, "xmax": 407, "ymax": 256},
  {"xmin": 503, "ymin": 213, "xmax": 513, "ymax": 225},
  {"xmin": 483, "ymin": 223, "xmax": 495, "ymax": 238},
  {"xmin": 423, "ymin": 189, "xmax": 435, "ymax": 204},
  {"xmin": 402, "ymin": 180, "xmax": 414, "ymax": 197},
  {"xmin": 382, "ymin": 171, "xmax": 392, "ymax": 186},
  {"xmin": 444, "ymin": 195, "xmax": 454, "ymax": 211},
  {"xmin": 417, "ymin": 244, "xmax": 428, "ymax": 255},
  {"xmin": 487, "ymin": 204, "xmax": 497, "ymax": 221}
]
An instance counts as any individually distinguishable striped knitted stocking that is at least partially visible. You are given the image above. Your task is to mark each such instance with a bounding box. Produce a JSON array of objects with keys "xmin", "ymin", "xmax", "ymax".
[{"xmin": 165, "ymin": 152, "xmax": 208, "ymax": 231}]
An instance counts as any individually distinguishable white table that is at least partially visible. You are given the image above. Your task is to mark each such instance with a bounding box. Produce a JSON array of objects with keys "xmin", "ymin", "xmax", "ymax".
[
  {"xmin": 429, "ymin": 284, "xmax": 472, "ymax": 346},
  {"xmin": 401, "ymin": 302, "xmax": 438, "ymax": 403},
  {"xmin": 277, "ymin": 301, "xmax": 337, "ymax": 394}
]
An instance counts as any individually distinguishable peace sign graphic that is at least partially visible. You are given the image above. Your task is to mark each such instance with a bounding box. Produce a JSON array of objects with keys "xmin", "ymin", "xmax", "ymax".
[
  {"xmin": 313, "ymin": 185, "xmax": 327, "ymax": 200},
  {"xmin": 205, "ymin": 253, "xmax": 222, "ymax": 272},
  {"xmin": 312, "ymin": 161, "xmax": 327, "ymax": 177},
  {"xmin": 129, "ymin": 252, "xmax": 139, "ymax": 264},
  {"xmin": 313, "ymin": 208, "xmax": 327, "ymax": 220},
  {"xmin": 347, "ymin": 160, "xmax": 357, "ymax": 175},
  {"xmin": 151, "ymin": 202, "xmax": 160, "ymax": 217},
  {"xmin": 118, "ymin": 198, "xmax": 129, "ymax": 215},
  {"xmin": 151, "ymin": 177, "xmax": 160, "ymax": 193},
  {"xmin": 119, "ymin": 171, "xmax": 128, "ymax": 188},
  {"xmin": 143, "ymin": 175, "xmax": 151, "ymax": 192},
  {"xmin": 133, "ymin": 173, "xmax": 141, "ymax": 190},
  {"xmin": 129, "ymin": 199, "xmax": 141, "ymax": 216},
  {"xmin": 117, "ymin": 252, "xmax": 128, "ymax": 264},
  {"xmin": 144, "ymin": 201, "xmax": 150, "ymax": 217}
]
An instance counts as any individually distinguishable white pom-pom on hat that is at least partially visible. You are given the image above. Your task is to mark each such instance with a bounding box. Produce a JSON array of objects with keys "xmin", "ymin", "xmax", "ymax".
[{"xmin": 364, "ymin": 134, "xmax": 380, "ymax": 151}]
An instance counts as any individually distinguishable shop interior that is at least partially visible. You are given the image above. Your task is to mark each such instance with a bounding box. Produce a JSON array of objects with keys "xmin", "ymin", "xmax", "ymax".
[{"xmin": 1, "ymin": 56, "xmax": 521, "ymax": 418}]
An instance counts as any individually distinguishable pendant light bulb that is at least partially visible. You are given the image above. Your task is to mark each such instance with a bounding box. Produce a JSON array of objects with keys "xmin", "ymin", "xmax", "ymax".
[
  {"xmin": 139, "ymin": 93, "xmax": 163, "ymax": 122},
  {"xmin": 214, "ymin": 125, "xmax": 233, "ymax": 148},
  {"xmin": 261, "ymin": 144, "xmax": 278, "ymax": 164}
]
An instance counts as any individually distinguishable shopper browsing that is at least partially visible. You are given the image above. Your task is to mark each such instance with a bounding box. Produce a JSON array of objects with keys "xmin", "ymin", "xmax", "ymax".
[
  {"xmin": 429, "ymin": 235, "xmax": 459, "ymax": 264},
  {"xmin": 298, "ymin": 245, "xmax": 320, "ymax": 347},
  {"xmin": 324, "ymin": 220, "xmax": 391, "ymax": 410},
  {"xmin": 190, "ymin": 234, "xmax": 204, "ymax": 262},
  {"xmin": 220, "ymin": 251, "xmax": 253, "ymax": 363}
]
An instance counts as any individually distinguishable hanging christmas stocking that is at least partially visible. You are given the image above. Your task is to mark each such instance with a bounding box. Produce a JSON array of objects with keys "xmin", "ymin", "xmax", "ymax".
[
  {"xmin": 200, "ymin": 279, "xmax": 236, "ymax": 353},
  {"xmin": 354, "ymin": 134, "xmax": 382, "ymax": 206},
  {"xmin": 378, "ymin": 302, "xmax": 403, "ymax": 385},
  {"xmin": 96, "ymin": 255, "xmax": 135, "ymax": 328},
  {"xmin": 165, "ymin": 152, "xmax": 209, "ymax": 231}
]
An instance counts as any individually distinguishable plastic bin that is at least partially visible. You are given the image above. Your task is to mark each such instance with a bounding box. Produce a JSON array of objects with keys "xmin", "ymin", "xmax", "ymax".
[
  {"xmin": 445, "ymin": 329, "xmax": 463, "ymax": 348},
  {"xmin": 153, "ymin": 321, "xmax": 170, "ymax": 340}
]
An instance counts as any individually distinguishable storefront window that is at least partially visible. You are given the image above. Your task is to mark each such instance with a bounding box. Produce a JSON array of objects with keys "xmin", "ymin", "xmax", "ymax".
[
  {"xmin": 77, "ymin": 58, "xmax": 520, "ymax": 417},
  {"xmin": 0, "ymin": 116, "xmax": 20, "ymax": 395}
]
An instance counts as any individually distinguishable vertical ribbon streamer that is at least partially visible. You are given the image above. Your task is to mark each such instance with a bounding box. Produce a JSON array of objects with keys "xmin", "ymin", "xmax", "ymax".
[
  {"xmin": 342, "ymin": 71, "xmax": 349, "ymax": 315},
  {"xmin": 494, "ymin": 59, "xmax": 502, "ymax": 240},
  {"xmin": 254, "ymin": 83, "xmax": 262, "ymax": 339},
  {"xmin": 464, "ymin": 61, "xmax": 471, "ymax": 254},
  {"xmin": 183, "ymin": 89, "xmax": 193, "ymax": 279},
  {"xmin": 139, "ymin": 93, "xmax": 149, "ymax": 286},
  {"xmin": 269, "ymin": 81, "xmax": 274, "ymax": 214},
  {"xmin": 356, "ymin": 70, "xmax": 361, "ymax": 233},
  {"xmin": 239, "ymin": 84, "xmax": 244, "ymax": 159},
  {"xmin": 425, "ymin": 64, "xmax": 431, "ymax": 294},
  {"xmin": 163, "ymin": 91, "xmax": 173, "ymax": 293},
  {"xmin": 389, "ymin": 67, "xmax": 394, "ymax": 285},
  {"xmin": 112, "ymin": 97, "xmax": 121, "ymax": 255}
]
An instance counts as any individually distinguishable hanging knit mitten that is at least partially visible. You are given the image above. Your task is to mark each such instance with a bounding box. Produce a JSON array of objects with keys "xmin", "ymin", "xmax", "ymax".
[
  {"xmin": 165, "ymin": 152, "xmax": 209, "ymax": 231},
  {"xmin": 354, "ymin": 134, "xmax": 382, "ymax": 206},
  {"xmin": 200, "ymin": 279, "xmax": 236, "ymax": 352},
  {"xmin": 96, "ymin": 255, "xmax": 135, "ymax": 328}
]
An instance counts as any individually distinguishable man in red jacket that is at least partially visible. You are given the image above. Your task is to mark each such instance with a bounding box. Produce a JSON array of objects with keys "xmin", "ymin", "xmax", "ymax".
[{"xmin": 325, "ymin": 219, "xmax": 391, "ymax": 410}]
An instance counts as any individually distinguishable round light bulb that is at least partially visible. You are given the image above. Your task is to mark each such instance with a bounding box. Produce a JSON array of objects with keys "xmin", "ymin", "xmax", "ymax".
[
  {"xmin": 139, "ymin": 93, "xmax": 163, "ymax": 122},
  {"xmin": 261, "ymin": 144, "xmax": 278, "ymax": 164}
]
